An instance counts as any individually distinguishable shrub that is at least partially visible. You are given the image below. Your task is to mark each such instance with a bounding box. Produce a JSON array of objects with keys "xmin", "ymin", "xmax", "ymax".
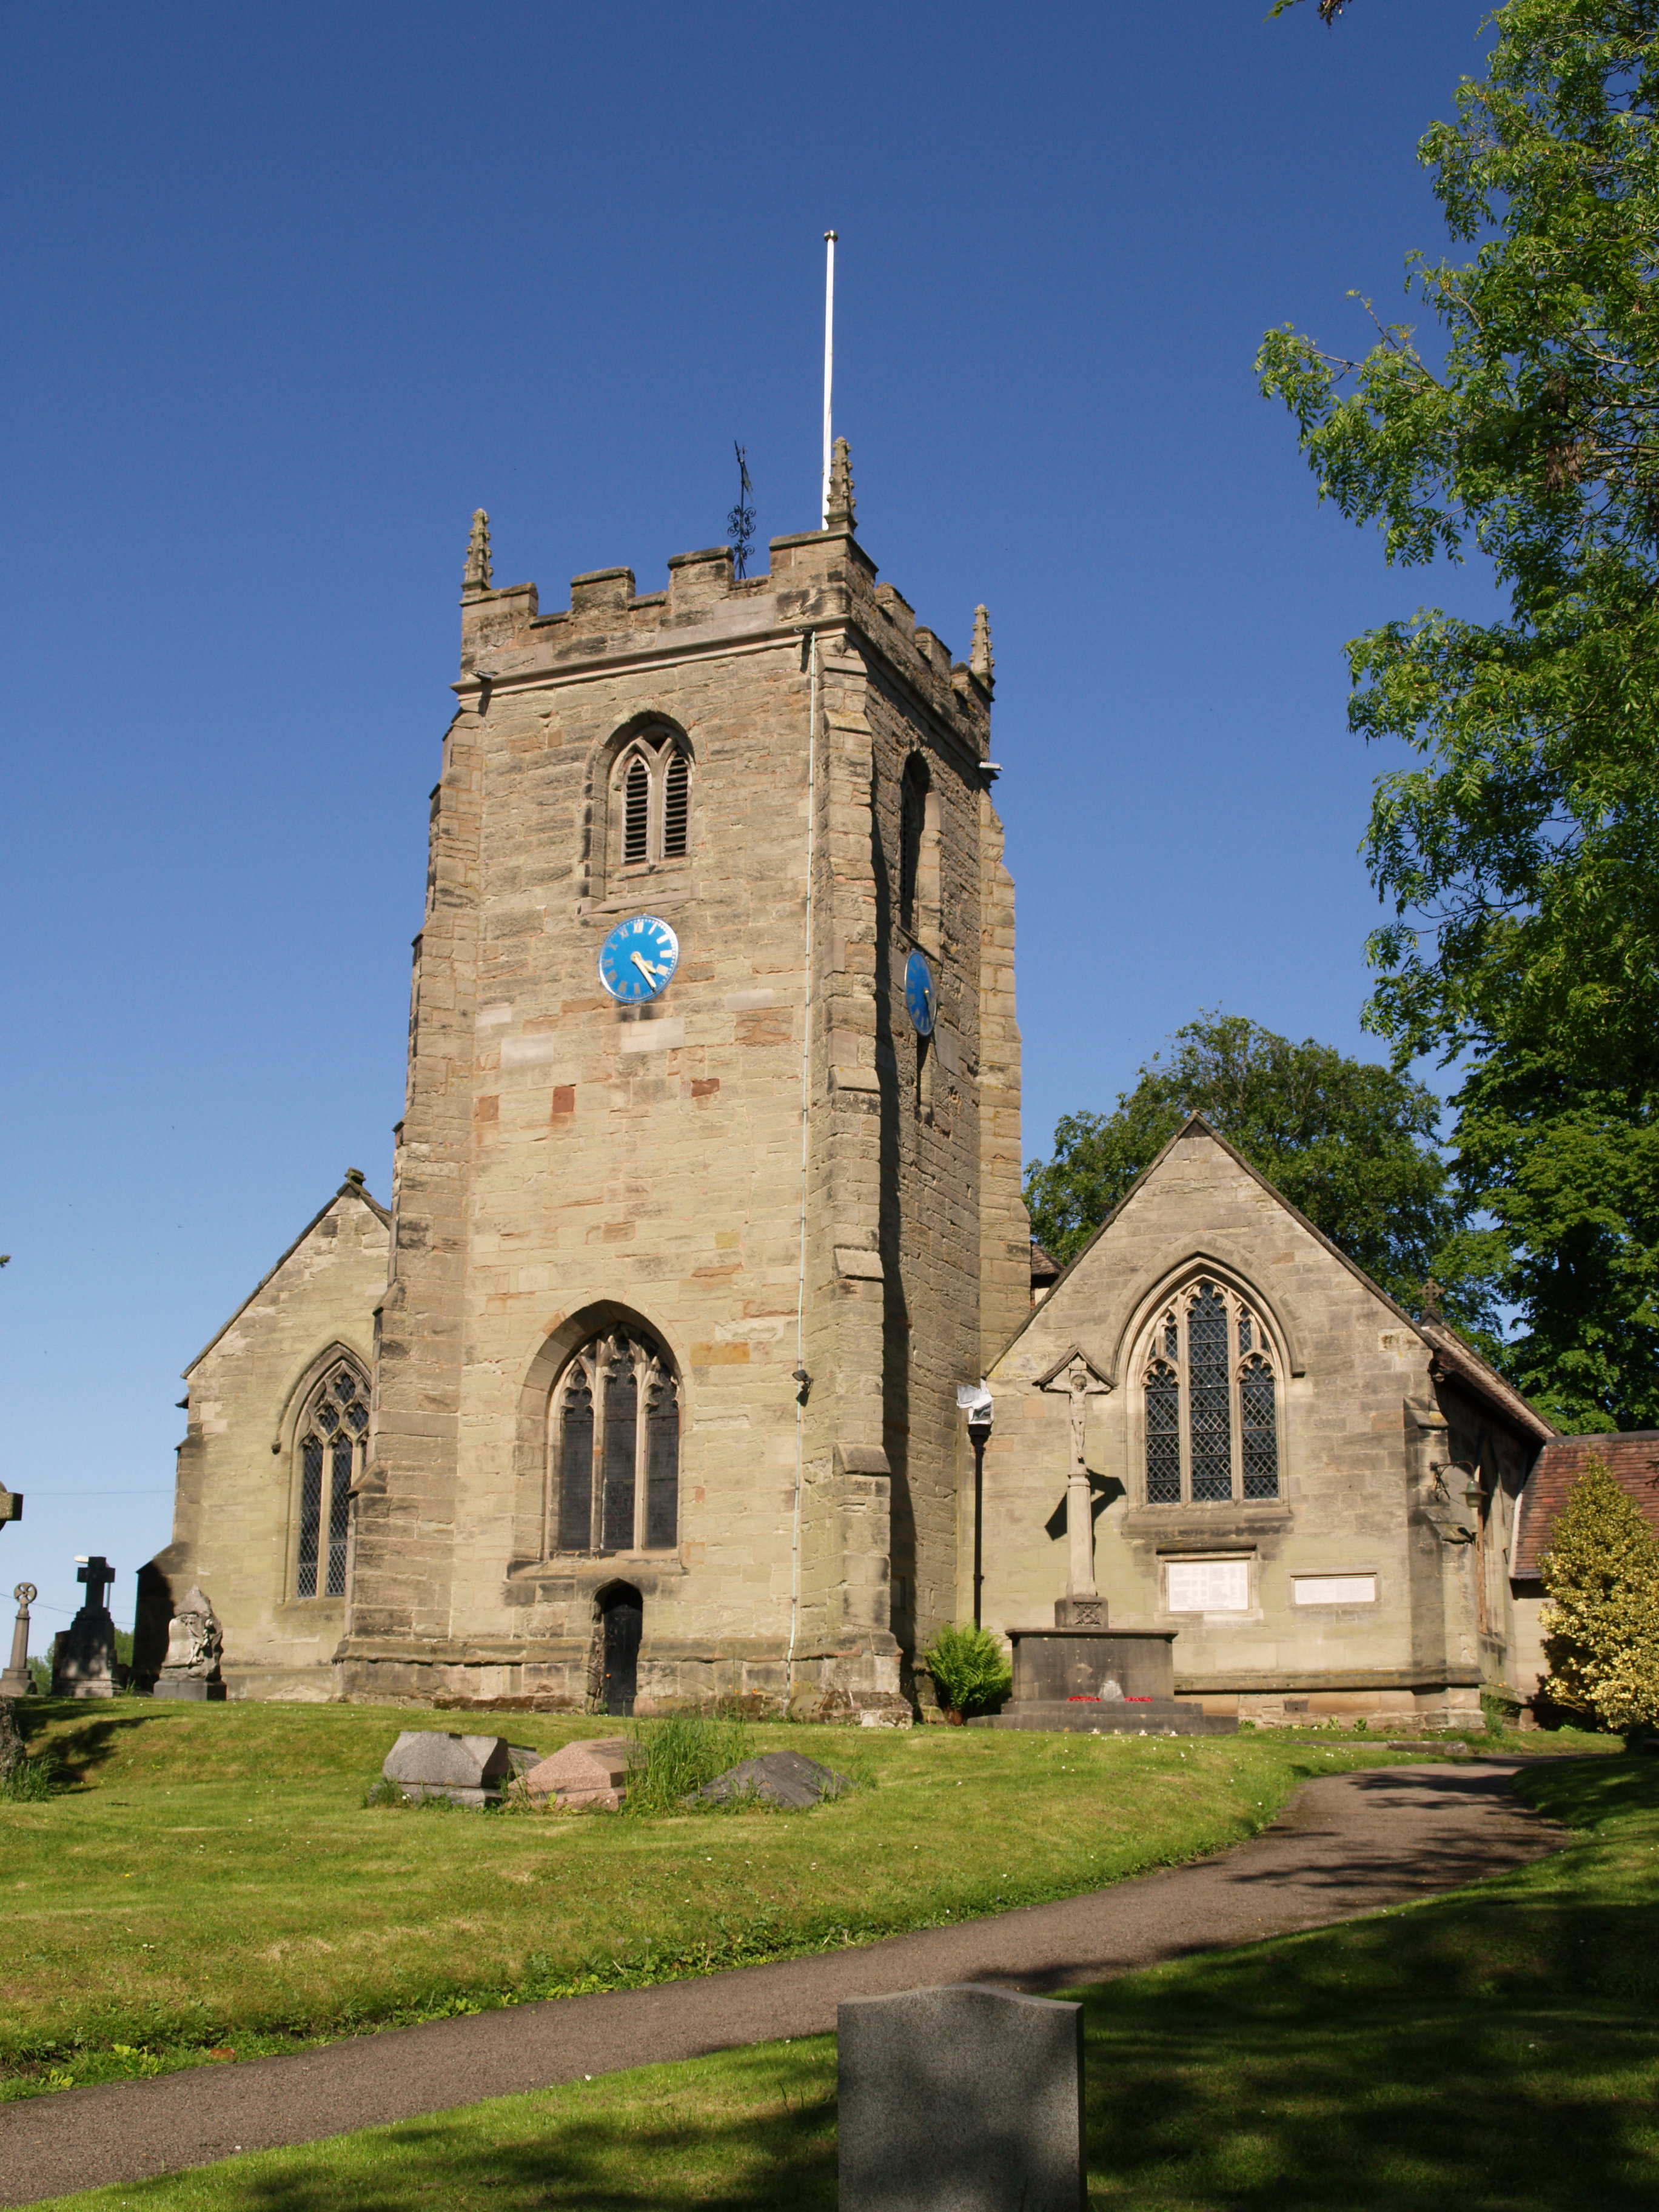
[
  {"xmin": 1541, "ymin": 1454, "xmax": 1659, "ymax": 1734},
  {"xmin": 922, "ymin": 1624, "xmax": 1013, "ymax": 1720},
  {"xmin": 624, "ymin": 1711, "xmax": 752, "ymax": 1815}
]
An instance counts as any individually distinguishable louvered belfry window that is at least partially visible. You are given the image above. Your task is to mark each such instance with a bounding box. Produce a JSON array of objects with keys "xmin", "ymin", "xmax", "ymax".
[
  {"xmin": 899, "ymin": 760, "xmax": 926, "ymax": 931},
  {"xmin": 550, "ymin": 1327, "xmax": 680, "ymax": 1554},
  {"xmin": 623, "ymin": 757, "xmax": 651, "ymax": 863},
  {"xmin": 614, "ymin": 728, "xmax": 692, "ymax": 871},
  {"xmin": 1141, "ymin": 1281, "xmax": 1279, "ymax": 1506},
  {"xmin": 663, "ymin": 750, "xmax": 689, "ymax": 857},
  {"xmin": 295, "ymin": 1358, "xmax": 369, "ymax": 1598}
]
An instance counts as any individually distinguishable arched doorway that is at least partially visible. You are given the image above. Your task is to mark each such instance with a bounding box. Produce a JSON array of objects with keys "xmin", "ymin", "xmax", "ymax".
[{"xmin": 598, "ymin": 1583, "xmax": 643, "ymax": 1716}]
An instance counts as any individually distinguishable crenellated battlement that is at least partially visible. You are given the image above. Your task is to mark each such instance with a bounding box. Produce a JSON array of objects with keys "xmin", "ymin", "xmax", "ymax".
[{"xmin": 456, "ymin": 451, "xmax": 994, "ymax": 758}]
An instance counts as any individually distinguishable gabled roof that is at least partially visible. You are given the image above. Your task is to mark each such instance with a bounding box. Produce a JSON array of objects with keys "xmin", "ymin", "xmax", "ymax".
[
  {"xmin": 1420, "ymin": 1319, "xmax": 1555, "ymax": 1446},
  {"xmin": 1513, "ymin": 1430, "xmax": 1659, "ymax": 1578},
  {"xmin": 183, "ymin": 1173, "xmax": 389, "ymax": 1378},
  {"xmin": 1004, "ymin": 1113, "xmax": 1554, "ymax": 1443}
]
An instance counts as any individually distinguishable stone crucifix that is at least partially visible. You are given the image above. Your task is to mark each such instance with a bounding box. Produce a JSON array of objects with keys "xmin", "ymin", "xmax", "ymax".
[
  {"xmin": 76, "ymin": 1557, "xmax": 116, "ymax": 1610},
  {"xmin": 1047, "ymin": 1355, "xmax": 1108, "ymax": 1602}
]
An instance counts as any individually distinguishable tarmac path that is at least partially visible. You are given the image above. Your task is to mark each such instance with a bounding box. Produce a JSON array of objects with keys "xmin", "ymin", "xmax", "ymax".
[{"xmin": 1, "ymin": 1757, "xmax": 1567, "ymax": 2205}]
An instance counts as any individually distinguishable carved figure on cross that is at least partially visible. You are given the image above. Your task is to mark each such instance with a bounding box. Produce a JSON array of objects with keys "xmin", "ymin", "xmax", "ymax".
[
  {"xmin": 75, "ymin": 1557, "xmax": 116, "ymax": 1611},
  {"xmin": 1039, "ymin": 1353, "xmax": 1109, "ymax": 1601}
]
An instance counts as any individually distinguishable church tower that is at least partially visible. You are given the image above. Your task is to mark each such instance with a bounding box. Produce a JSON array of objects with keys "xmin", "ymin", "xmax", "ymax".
[{"xmin": 337, "ymin": 458, "xmax": 1028, "ymax": 1714}]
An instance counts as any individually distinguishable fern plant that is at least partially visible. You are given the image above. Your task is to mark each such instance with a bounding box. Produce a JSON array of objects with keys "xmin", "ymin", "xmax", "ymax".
[{"xmin": 922, "ymin": 1624, "xmax": 1013, "ymax": 1722}]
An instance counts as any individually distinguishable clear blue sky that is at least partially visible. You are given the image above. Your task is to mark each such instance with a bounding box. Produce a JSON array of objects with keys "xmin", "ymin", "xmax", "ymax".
[{"xmin": 1, "ymin": 1, "xmax": 1502, "ymax": 1640}]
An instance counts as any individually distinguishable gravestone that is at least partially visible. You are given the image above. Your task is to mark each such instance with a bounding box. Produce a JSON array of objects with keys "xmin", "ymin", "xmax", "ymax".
[
  {"xmin": 694, "ymin": 1749, "xmax": 852, "ymax": 1808},
  {"xmin": 380, "ymin": 1730, "xmax": 529, "ymax": 1806},
  {"xmin": 1, "ymin": 1582, "xmax": 35, "ymax": 1698},
  {"xmin": 838, "ymin": 1983, "xmax": 1086, "ymax": 2211},
  {"xmin": 522, "ymin": 1735, "xmax": 637, "ymax": 1810},
  {"xmin": 52, "ymin": 1557, "xmax": 118, "ymax": 1700},
  {"xmin": 153, "ymin": 1586, "xmax": 226, "ymax": 1700}
]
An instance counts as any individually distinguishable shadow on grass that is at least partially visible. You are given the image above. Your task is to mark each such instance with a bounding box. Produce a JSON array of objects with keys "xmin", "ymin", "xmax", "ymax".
[
  {"xmin": 108, "ymin": 2047, "xmax": 841, "ymax": 2212},
  {"xmin": 1078, "ymin": 1848, "xmax": 1659, "ymax": 2211},
  {"xmin": 15, "ymin": 1704, "xmax": 158, "ymax": 1787}
]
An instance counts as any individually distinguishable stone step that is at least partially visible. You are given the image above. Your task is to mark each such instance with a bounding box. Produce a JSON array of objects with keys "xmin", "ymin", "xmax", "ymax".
[{"xmin": 968, "ymin": 1700, "xmax": 1238, "ymax": 1736}]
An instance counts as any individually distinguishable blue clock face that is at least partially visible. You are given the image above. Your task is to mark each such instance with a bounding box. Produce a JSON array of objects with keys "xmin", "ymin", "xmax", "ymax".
[
  {"xmin": 904, "ymin": 949, "xmax": 936, "ymax": 1036},
  {"xmin": 598, "ymin": 914, "xmax": 681, "ymax": 1003}
]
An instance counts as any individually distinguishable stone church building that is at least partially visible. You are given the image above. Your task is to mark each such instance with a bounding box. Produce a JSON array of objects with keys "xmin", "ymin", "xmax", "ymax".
[{"xmin": 137, "ymin": 468, "xmax": 1560, "ymax": 1725}]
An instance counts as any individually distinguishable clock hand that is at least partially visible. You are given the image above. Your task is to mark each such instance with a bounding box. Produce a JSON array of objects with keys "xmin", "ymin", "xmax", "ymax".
[{"xmin": 630, "ymin": 950, "xmax": 660, "ymax": 984}]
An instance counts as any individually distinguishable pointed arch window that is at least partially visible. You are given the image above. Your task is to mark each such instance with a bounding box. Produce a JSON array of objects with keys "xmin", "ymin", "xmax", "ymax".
[
  {"xmin": 1141, "ymin": 1280, "xmax": 1279, "ymax": 1505},
  {"xmin": 898, "ymin": 753, "xmax": 939, "ymax": 940},
  {"xmin": 294, "ymin": 1358, "xmax": 369, "ymax": 1598},
  {"xmin": 549, "ymin": 1326, "xmax": 680, "ymax": 1555},
  {"xmin": 612, "ymin": 727, "xmax": 692, "ymax": 873}
]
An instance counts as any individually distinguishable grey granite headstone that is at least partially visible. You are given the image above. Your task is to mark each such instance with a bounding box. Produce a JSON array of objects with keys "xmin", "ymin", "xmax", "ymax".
[
  {"xmin": 694, "ymin": 1749, "xmax": 852, "ymax": 1808},
  {"xmin": 52, "ymin": 1557, "xmax": 118, "ymax": 1700},
  {"xmin": 838, "ymin": 1983, "xmax": 1085, "ymax": 2212},
  {"xmin": 381, "ymin": 1730, "xmax": 518, "ymax": 1805}
]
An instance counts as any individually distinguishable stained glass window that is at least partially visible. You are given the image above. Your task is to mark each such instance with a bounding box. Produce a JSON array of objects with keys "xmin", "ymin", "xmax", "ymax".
[
  {"xmin": 551, "ymin": 1326, "xmax": 680, "ymax": 1555},
  {"xmin": 295, "ymin": 1359, "xmax": 368, "ymax": 1599}
]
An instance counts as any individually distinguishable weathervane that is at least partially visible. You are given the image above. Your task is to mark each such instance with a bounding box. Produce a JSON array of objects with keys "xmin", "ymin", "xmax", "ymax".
[{"xmin": 727, "ymin": 443, "xmax": 756, "ymax": 578}]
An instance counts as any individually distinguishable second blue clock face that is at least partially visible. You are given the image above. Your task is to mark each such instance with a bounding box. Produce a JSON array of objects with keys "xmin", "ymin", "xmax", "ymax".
[
  {"xmin": 905, "ymin": 949, "xmax": 937, "ymax": 1036},
  {"xmin": 599, "ymin": 914, "xmax": 680, "ymax": 1003}
]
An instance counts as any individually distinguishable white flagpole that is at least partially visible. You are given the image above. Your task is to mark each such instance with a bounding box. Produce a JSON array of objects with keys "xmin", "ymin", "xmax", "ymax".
[{"xmin": 821, "ymin": 230, "xmax": 837, "ymax": 528}]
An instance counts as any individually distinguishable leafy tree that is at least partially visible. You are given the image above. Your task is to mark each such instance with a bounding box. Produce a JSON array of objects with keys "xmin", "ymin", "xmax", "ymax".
[
  {"xmin": 1540, "ymin": 1452, "xmax": 1659, "ymax": 1729},
  {"xmin": 1022, "ymin": 1013, "xmax": 1489, "ymax": 1330},
  {"xmin": 1258, "ymin": 0, "xmax": 1659, "ymax": 1427},
  {"xmin": 1453, "ymin": 1054, "xmax": 1659, "ymax": 1427}
]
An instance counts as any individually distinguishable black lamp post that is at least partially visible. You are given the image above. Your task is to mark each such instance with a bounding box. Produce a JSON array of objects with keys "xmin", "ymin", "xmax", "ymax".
[{"xmin": 957, "ymin": 1383, "xmax": 994, "ymax": 1628}]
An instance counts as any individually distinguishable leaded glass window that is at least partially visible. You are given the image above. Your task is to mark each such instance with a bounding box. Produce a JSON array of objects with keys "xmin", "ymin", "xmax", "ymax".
[
  {"xmin": 295, "ymin": 1358, "xmax": 368, "ymax": 1599},
  {"xmin": 1187, "ymin": 1285, "xmax": 1232, "ymax": 1501},
  {"xmin": 1145, "ymin": 1362, "xmax": 1181, "ymax": 1503},
  {"xmin": 1141, "ymin": 1280, "xmax": 1279, "ymax": 1506},
  {"xmin": 549, "ymin": 1326, "xmax": 680, "ymax": 1555},
  {"xmin": 614, "ymin": 728, "xmax": 693, "ymax": 872},
  {"xmin": 1240, "ymin": 1355, "xmax": 1278, "ymax": 1499}
]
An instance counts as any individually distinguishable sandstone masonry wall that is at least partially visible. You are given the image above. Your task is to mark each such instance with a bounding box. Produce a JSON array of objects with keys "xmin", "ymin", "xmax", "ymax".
[
  {"xmin": 340, "ymin": 515, "xmax": 1019, "ymax": 1712},
  {"xmin": 137, "ymin": 1182, "xmax": 389, "ymax": 1698}
]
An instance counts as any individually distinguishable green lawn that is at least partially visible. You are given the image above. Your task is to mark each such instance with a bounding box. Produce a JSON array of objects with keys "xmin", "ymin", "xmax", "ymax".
[
  {"xmin": 0, "ymin": 1696, "xmax": 1578, "ymax": 2102},
  {"xmin": 34, "ymin": 1749, "xmax": 1659, "ymax": 2212}
]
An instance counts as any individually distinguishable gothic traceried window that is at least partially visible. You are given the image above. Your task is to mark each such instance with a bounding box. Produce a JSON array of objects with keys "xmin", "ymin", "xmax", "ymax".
[
  {"xmin": 549, "ymin": 1326, "xmax": 680, "ymax": 1555},
  {"xmin": 613, "ymin": 727, "xmax": 692, "ymax": 873},
  {"xmin": 1140, "ymin": 1280, "xmax": 1279, "ymax": 1506},
  {"xmin": 295, "ymin": 1358, "xmax": 369, "ymax": 1599}
]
